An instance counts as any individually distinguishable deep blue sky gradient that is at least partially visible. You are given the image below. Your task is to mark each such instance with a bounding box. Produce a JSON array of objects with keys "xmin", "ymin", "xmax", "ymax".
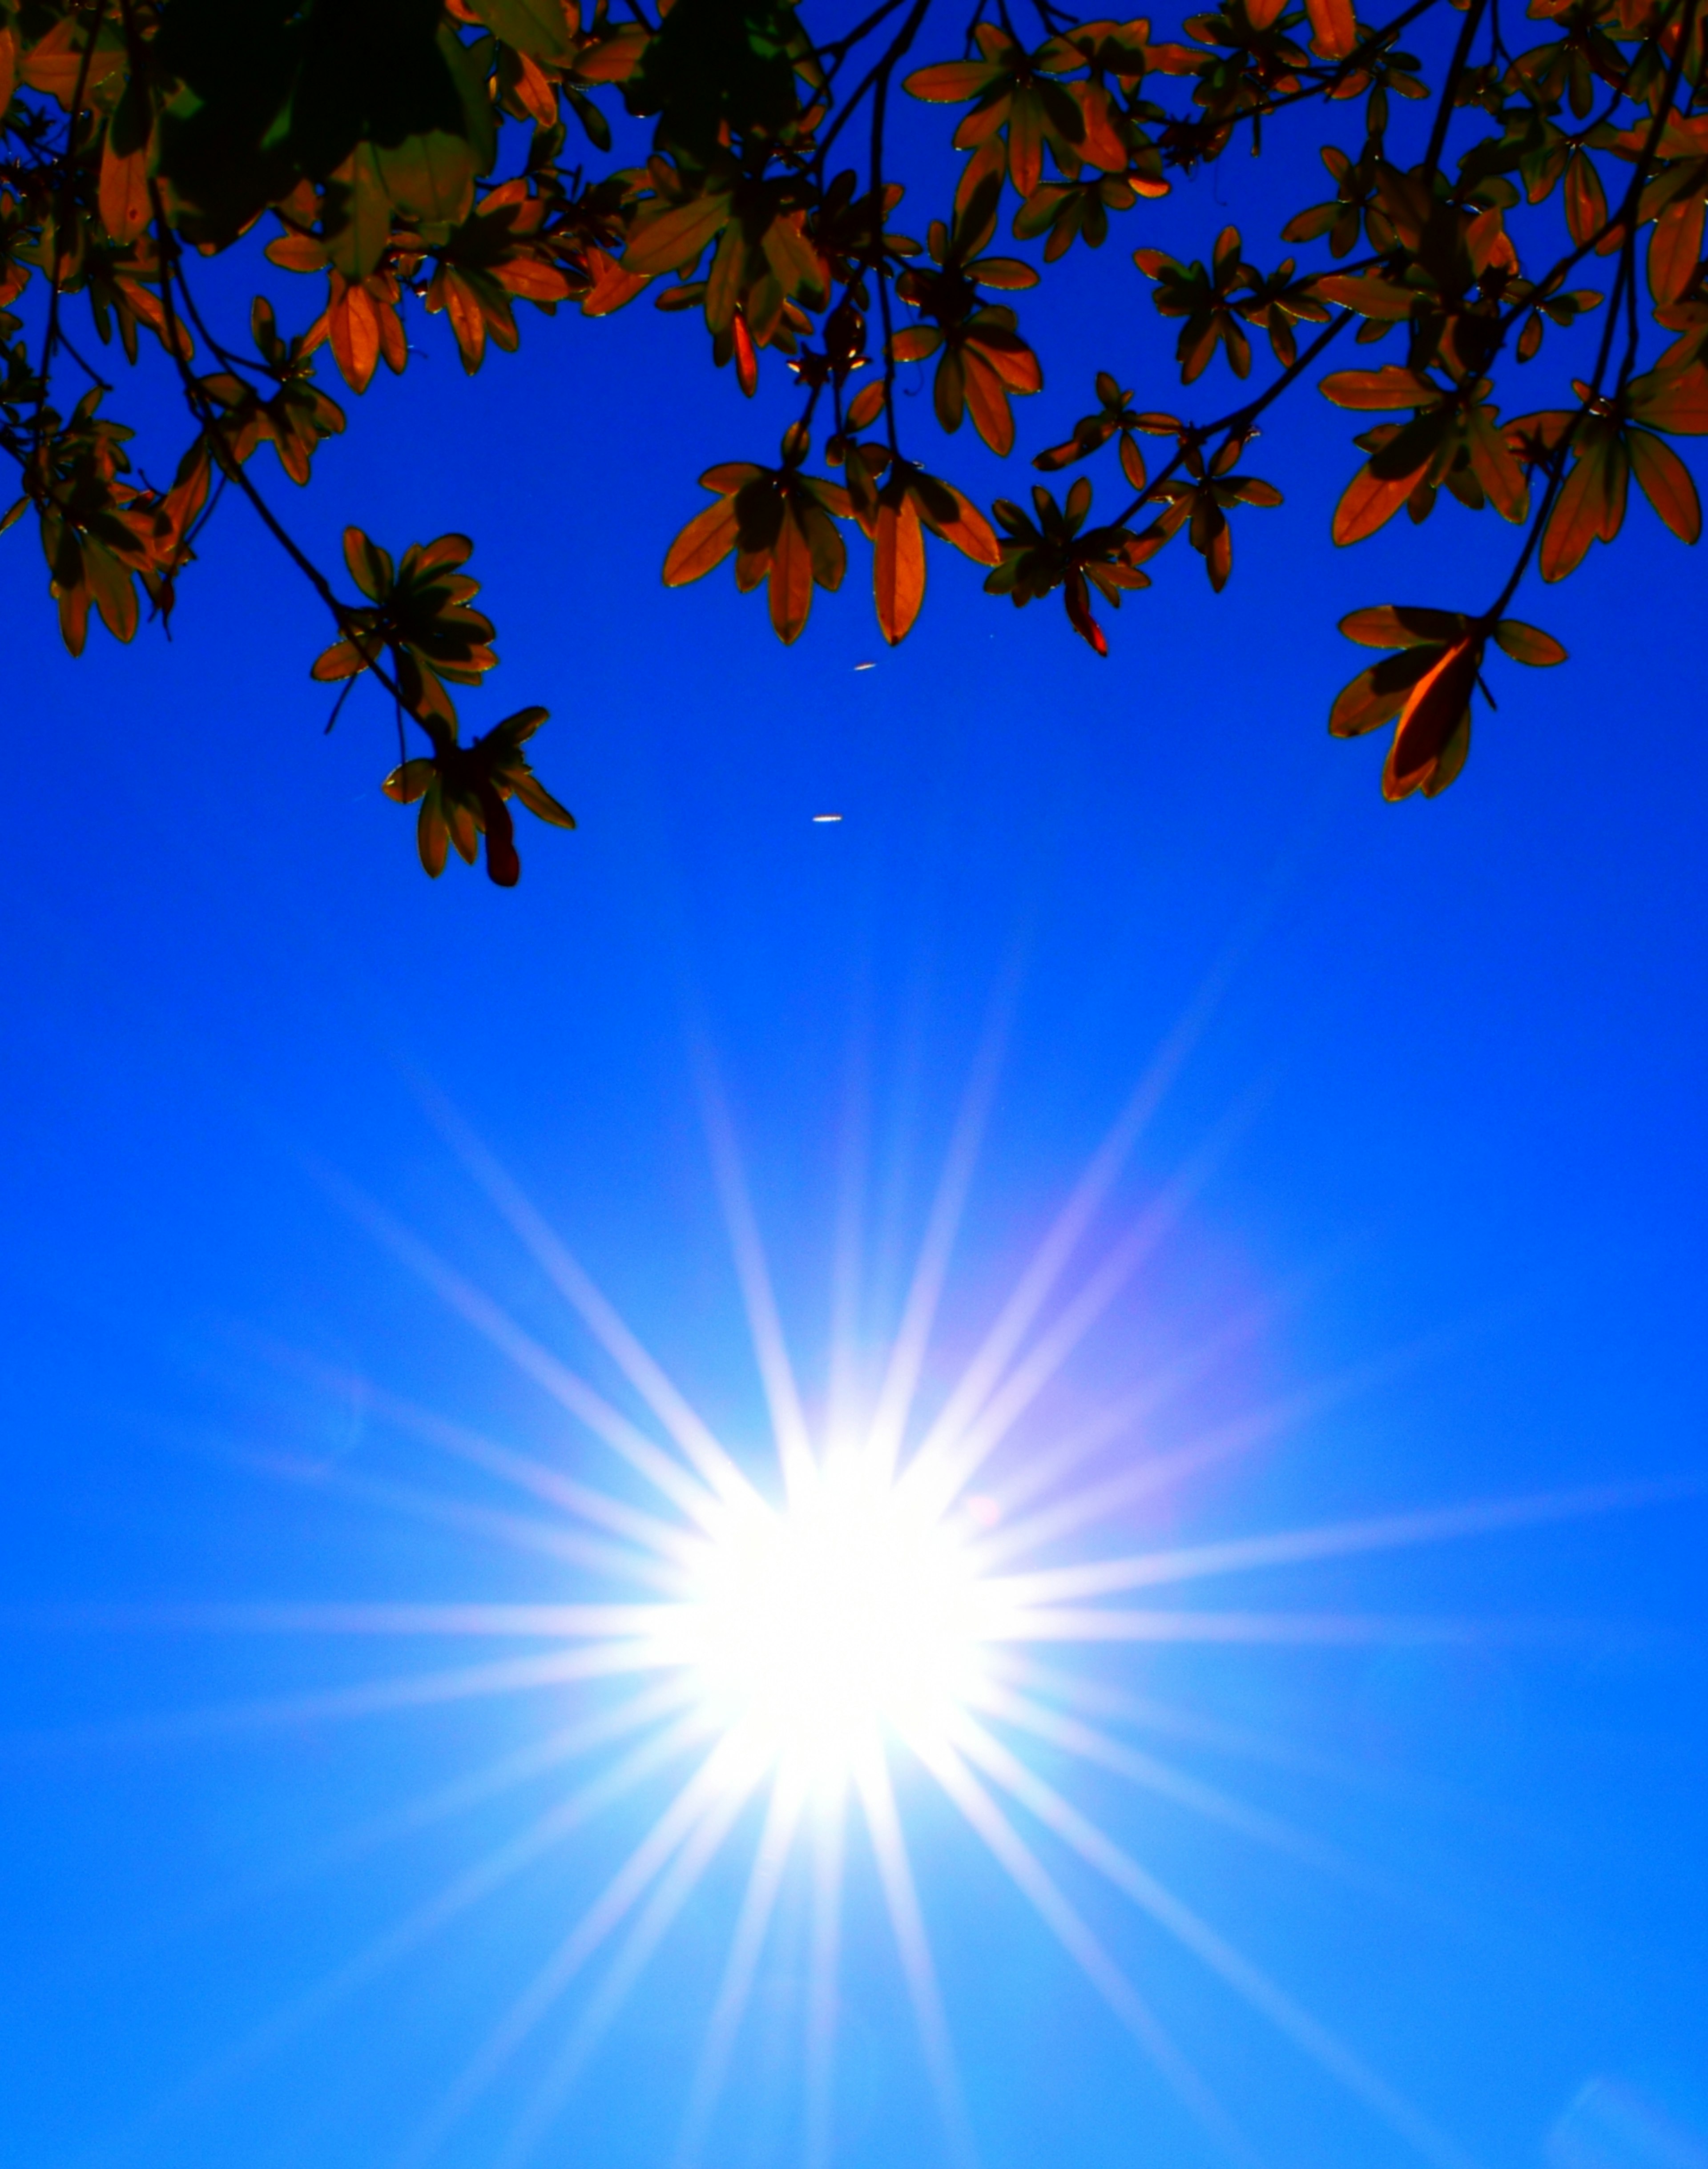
[{"xmin": 1, "ymin": 30, "xmax": 1706, "ymax": 2169}]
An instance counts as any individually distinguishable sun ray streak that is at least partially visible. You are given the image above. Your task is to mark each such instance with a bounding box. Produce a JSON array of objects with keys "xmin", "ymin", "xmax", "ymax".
[
  {"xmin": 970, "ymin": 1680, "xmax": 1380, "ymax": 1893},
  {"xmin": 853, "ymin": 1742, "xmax": 979, "ymax": 2169},
  {"xmin": 804, "ymin": 1786, "xmax": 846, "ymax": 2169},
  {"xmin": 21, "ymin": 1642, "xmax": 677, "ymax": 1757},
  {"xmin": 316, "ymin": 1164, "xmax": 723, "ymax": 1528},
  {"xmin": 866, "ymin": 993, "xmax": 1011, "ymax": 1483},
  {"xmin": 951, "ymin": 1714, "xmax": 1478, "ymax": 2169},
  {"xmin": 420, "ymin": 1091, "xmax": 764, "ymax": 1509},
  {"xmin": 987, "ymin": 1477, "xmax": 1704, "ymax": 1607},
  {"xmin": 250, "ymin": 1345, "xmax": 705, "ymax": 1565},
  {"xmin": 896, "ymin": 978, "xmax": 1230, "ymax": 1503},
  {"xmin": 675, "ymin": 1771, "xmax": 808, "ymax": 2169},
  {"xmin": 697, "ymin": 1066, "xmax": 816, "ymax": 1498},
  {"xmin": 981, "ymin": 1299, "xmax": 1276, "ymax": 1525},
  {"xmin": 30, "ymin": 1602, "xmax": 695, "ymax": 1636},
  {"xmin": 993, "ymin": 1608, "xmax": 1617, "ymax": 1646},
  {"xmin": 399, "ymin": 1733, "xmax": 753, "ymax": 2168},
  {"xmin": 213, "ymin": 1445, "xmax": 688, "ymax": 1592},
  {"xmin": 504, "ymin": 1762, "xmax": 773, "ymax": 2169},
  {"xmin": 908, "ymin": 1109, "xmax": 1255, "ymax": 1519},
  {"xmin": 974, "ymin": 1428, "xmax": 1269, "ymax": 1581},
  {"xmin": 827, "ymin": 1010, "xmax": 871, "ymax": 1449},
  {"xmin": 986, "ymin": 1650, "xmax": 1471, "ymax": 1801},
  {"xmin": 103, "ymin": 1705, "xmax": 708, "ymax": 2158},
  {"xmin": 914, "ymin": 1734, "xmax": 1256, "ymax": 2169}
]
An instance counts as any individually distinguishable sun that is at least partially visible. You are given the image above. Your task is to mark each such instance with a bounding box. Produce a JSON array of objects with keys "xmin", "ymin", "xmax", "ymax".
[
  {"xmin": 198, "ymin": 1077, "xmax": 1653, "ymax": 2169},
  {"xmin": 677, "ymin": 1445, "xmax": 993, "ymax": 1790}
]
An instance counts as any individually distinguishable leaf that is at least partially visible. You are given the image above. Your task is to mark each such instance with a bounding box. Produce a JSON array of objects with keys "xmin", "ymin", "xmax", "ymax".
[
  {"xmin": 324, "ymin": 145, "xmax": 393, "ymax": 282},
  {"xmin": 1385, "ymin": 638, "xmax": 1482, "ymax": 801},
  {"xmin": 846, "ymin": 380, "xmax": 887, "ymax": 431},
  {"xmin": 623, "ymin": 189, "xmax": 734, "ymax": 277},
  {"xmin": 1339, "ymin": 604, "xmax": 1468, "ymax": 648},
  {"xmin": 1627, "ymin": 365, "xmax": 1708, "ymax": 436},
  {"xmin": 1648, "ymin": 197, "xmax": 1705, "ymax": 309},
  {"xmin": 465, "ymin": 0, "xmax": 580, "ymax": 67},
  {"xmin": 664, "ymin": 495, "xmax": 741, "ymax": 583},
  {"xmin": 769, "ymin": 507, "xmax": 814, "ymax": 643},
  {"xmin": 874, "ymin": 489, "xmax": 926, "ymax": 644},
  {"xmin": 1334, "ymin": 463, "xmax": 1431, "ymax": 545},
  {"xmin": 1563, "ymin": 152, "xmax": 1607, "ymax": 249},
  {"xmin": 1491, "ymin": 620, "xmax": 1568, "ymax": 666},
  {"xmin": 344, "ymin": 526, "xmax": 395, "ymax": 601},
  {"xmin": 383, "ymin": 757, "xmax": 436, "ymax": 804},
  {"xmin": 580, "ymin": 248, "xmax": 652, "ymax": 316},
  {"xmin": 1540, "ymin": 436, "xmax": 1627, "ymax": 580},
  {"xmin": 1320, "ymin": 367, "xmax": 1441, "ymax": 410},
  {"xmin": 905, "ymin": 60, "xmax": 1001, "ymax": 102},
  {"xmin": 1328, "ymin": 648, "xmax": 1441, "ymax": 737},
  {"xmin": 1304, "ymin": 0, "xmax": 1358, "ymax": 59},
  {"xmin": 1628, "ymin": 429, "xmax": 1703, "ymax": 542},
  {"xmin": 99, "ymin": 138, "xmax": 153, "ymax": 247}
]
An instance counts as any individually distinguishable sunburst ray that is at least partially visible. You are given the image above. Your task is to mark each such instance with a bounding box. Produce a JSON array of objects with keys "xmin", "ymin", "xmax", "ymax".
[
  {"xmin": 987, "ymin": 1476, "xmax": 1702, "ymax": 1607},
  {"xmin": 915, "ymin": 1733, "xmax": 1256, "ymax": 2167},
  {"xmin": 854, "ymin": 1741, "xmax": 979, "ymax": 2169},
  {"xmin": 951, "ymin": 1713, "xmax": 1476, "ymax": 2169},
  {"xmin": 866, "ymin": 993, "xmax": 1011, "ymax": 1482},
  {"xmin": 675, "ymin": 1771, "xmax": 807, "ymax": 2167},
  {"xmin": 970, "ymin": 1678, "xmax": 1377, "ymax": 1891},
  {"xmin": 501, "ymin": 1758, "xmax": 771, "ymax": 2169},
  {"xmin": 803, "ymin": 1784, "xmax": 846, "ymax": 2169},
  {"xmin": 420, "ymin": 1090, "xmax": 763, "ymax": 1511},
  {"xmin": 400, "ymin": 1733, "xmax": 754, "ymax": 2166},
  {"xmin": 320, "ymin": 1164, "xmax": 723, "ymax": 1527},
  {"xmin": 697, "ymin": 1063, "xmax": 817, "ymax": 1499}
]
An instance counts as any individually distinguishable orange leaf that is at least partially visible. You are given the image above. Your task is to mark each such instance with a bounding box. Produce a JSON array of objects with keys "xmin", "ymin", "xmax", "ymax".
[
  {"xmin": 1563, "ymin": 152, "xmax": 1607, "ymax": 248},
  {"xmin": 874, "ymin": 490, "xmax": 926, "ymax": 644},
  {"xmin": 622, "ymin": 190, "xmax": 732, "ymax": 277},
  {"xmin": 1339, "ymin": 604, "xmax": 1467, "ymax": 648},
  {"xmin": 1628, "ymin": 428, "xmax": 1702, "ymax": 541},
  {"xmin": 1333, "ymin": 460, "xmax": 1429, "ymax": 544},
  {"xmin": 1540, "ymin": 439, "xmax": 1626, "ymax": 580},
  {"xmin": 663, "ymin": 496, "xmax": 740, "ymax": 585},
  {"xmin": 1384, "ymin": 639, "xmax": 1480, "ymax": 801},
  {"xmin": 1320, "ymin": 366, "xmax": 1441, "ymax": 410},
  {"xmin": 1491, "ymin": 620, "xmax": 1568, "ymax": 666},
  {"xmin": 1628, "ymin": 363, "xmax": 1708, "ymax": 435},
  {"xmin": 1305, "ymin": 0, "xmax": 1357, "ymax": 59},
  {"xmin": 1649, "ymin": 197, "xmax": 1705, "ymax": 308},
  {"xmin": 580, "ymin": 247, "xmax": 650, "ymax": 315},
  {"xmin": 768, "ymin": 507, "xmax": 814, "ymax": 642},
  {"xmin": 99, "ymin": 139, "xmax": 151, "ymax": 245},
  {"xmin": 905, "ymin": 59, "xmax": 1001, "ymax": 101},
  {"xmin": 962, "ymin": 348, "xmax": 1015, "ymax": 454}
]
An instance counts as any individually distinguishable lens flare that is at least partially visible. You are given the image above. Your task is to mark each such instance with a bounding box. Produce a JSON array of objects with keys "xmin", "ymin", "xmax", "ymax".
[{"xmin": 677, "ymin": 1446, "xmax": 990, "ymax": 1787}]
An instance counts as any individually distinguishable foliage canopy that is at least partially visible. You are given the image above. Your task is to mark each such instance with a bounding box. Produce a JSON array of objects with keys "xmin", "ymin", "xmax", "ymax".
[{"xmin": 4, "ymin": 0, "xmax": 1704, "ymax": 878}]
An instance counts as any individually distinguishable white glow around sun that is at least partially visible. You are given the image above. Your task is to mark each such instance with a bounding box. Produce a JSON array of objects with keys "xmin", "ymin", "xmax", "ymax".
[
  {"xmin": 208, "ymin": 1079, "xmax": 1632, "ymax": 2169},
  {"xmin": 679, "ymin": 1450, "xmax": 991, "ymax": 1786}
]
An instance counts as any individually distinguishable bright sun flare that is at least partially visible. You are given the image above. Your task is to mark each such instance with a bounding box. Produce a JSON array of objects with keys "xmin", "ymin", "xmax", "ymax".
[
  {"xmin": 681, "ymin": 1451, "xmax": 991, "ymax": 1786},
  {"xmin": 199, "ymin": 1079, "xmax": 1644, "ymax": 2169}
]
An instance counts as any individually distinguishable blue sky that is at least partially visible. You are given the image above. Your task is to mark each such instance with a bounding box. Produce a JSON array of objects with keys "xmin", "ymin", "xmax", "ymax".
[{"xmin": 2, "ymin": 29, "xmax": 1707, "ymax": 2169}]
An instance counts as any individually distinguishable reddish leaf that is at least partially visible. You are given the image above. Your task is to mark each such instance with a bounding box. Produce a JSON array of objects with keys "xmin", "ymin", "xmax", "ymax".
[
  {"xmin": 664, "ymin": 495, "xmax": 741, "ymax": 584},
  {"xmin": 1385, "ymin": 638, "xmax": 1481, "ymax": 801},
  {"xmin": 1491, "ymin": 620, "xmax": 1568, "ymax": 666},
  {"xmin": 1628, "ymin": 429, "xmax": 1703, "ymax": 542},
  {"xmin": 875, "ymin": 490, "xmax": 927, "ymax": 645}
]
